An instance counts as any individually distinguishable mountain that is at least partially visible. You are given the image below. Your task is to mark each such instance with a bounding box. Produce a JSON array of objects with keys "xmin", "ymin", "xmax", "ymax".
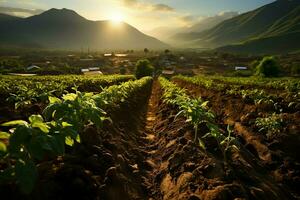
[
  {"xmin": 0, "ymin": 8, "xmax": 169, "ymax": 50},
  {"xmin": 217, "ymin": 4, "xmax": 300, "ymax": 54},
  {"xmin": 169, "ymin": 12, "xmax": 238, "ymax": 45},
  {"xmin": 145, "ymin": 26, "xmax": 185, "ymax": 43},
  {"xmin": 187, "ymin": 12, "xmax": 239, "ymax": 33},
  {"xmin": 174, "ymin": 0, "xmax": 300, "ymax": 53},
  {"xmin": 0, "ymin": 13, "xmax": 20, "ymax": 22}
]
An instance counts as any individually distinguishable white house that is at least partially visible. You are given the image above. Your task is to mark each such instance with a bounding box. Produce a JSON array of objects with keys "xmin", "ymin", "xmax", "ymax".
[
  {"xmin": 81, "ymin": 67, "xmax": 103, "ymax": 75},
  {"xmin": 162, "ymin": 70, "xmax": 175, "ymax": 76},
  {"xmin": 235, "ymin": 66, "xmax": 248, "ymax": 70},
  {"xmin": 89, "ymin": 67, "xmax": 100, "ymax": 71},
  {"xmin": 27, "ymin": 65, "xmax": 40, "ymax": 70}
]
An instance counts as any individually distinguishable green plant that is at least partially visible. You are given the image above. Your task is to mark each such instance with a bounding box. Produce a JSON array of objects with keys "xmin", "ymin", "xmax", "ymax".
[
  {"xmin": 0, "ymin": 115, "xmax": 79, "ymax": 194},
  {"xmin": 0, "ymin": 77, "xmax": 152, "ymax": 194},
  {"xmin": 159, "ymin": 77, "xmax": 239, "ymax": 160},
  {"xmin": 135, "ymin": 59, "xmax": 154, "ymax": 79},
  {"xmin": 255, "ymin": 56, "xmax": 281, "ymax": 77},
  {"xmin": 43, "ymin": 90, "xmax": 109, "ymax": 131},
  {"xmin": 255, "ymin": 113, "xmax": 283, "ymax": 139},
  {"xmin": 176, "ymin": 98, "xmax": 214, "ymax": 142},
  {"xmin": 1, "ymin": 74, "xmax": 135, "ymax": 109}
]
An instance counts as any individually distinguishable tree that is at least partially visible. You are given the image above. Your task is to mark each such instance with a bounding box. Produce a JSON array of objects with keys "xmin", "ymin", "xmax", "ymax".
[
  {"xmin": 164, "ymin": 49, "xmax": 170, "ymax": 54},
  {"xmin": 256, "ymin": 56, "xmax": 281, "ymax": 77},
  {"xmin": 144, "ymin": 48, "xmax": 149, "ymax": 54},
  {"xmin": 135, "ymin": 59, "xmax": 154, "ymax": 79},
  {"xmin": 120, "ymin": 66, "xmax": 126, "ymax": 75}
]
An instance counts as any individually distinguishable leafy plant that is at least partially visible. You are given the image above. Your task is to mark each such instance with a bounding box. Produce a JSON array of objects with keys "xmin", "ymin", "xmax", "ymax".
[
  {"xmin": 0, "ymin": 76, "xmax": 152, "ymax": 194},
  {"xmin": 176, "ymin": 98, "xmax": 214, "ymax": 142},
  {"xmin": 1, "ymin": 74, "xmax": 135, "ymax": 109},
  {"xmin": 255, "ymin": 113, "xmax": 283, "ymax": 139},
  {"xmin": 159, "ymin": 77, "xmax": 239, "ymax": 160},
  {"xmin": 0, "ymin": 115, "xmax": 79, "ymax": 194}
]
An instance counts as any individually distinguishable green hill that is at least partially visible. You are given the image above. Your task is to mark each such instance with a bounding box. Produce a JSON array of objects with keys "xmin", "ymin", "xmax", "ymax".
[{"xmin": 174, "ymin": 0, "xmax": 300, "ymax": 54}]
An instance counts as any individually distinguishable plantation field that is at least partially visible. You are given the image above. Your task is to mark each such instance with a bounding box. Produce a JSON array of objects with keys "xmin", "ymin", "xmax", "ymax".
[{"xmin": 0, "ymin": 74, "xmax": 299, "ymax": 200}]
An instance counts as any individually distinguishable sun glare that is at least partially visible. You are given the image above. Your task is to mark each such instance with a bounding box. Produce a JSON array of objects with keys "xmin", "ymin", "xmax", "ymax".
[{"xmin": 110, "ymin": 12, "xmax": 124, "ymax": 23}]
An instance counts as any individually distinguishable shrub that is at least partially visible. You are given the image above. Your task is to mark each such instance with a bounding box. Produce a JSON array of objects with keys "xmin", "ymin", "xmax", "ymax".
[
  {"xmin": 135, "ymin": 59, "xmax": 154, "ymax": 79},
  {"xmin": 291, "ymin": 64, "xmax": 300, "ymax": 76},
  {"xmin": 120, "ymin": 66, "xmax": 126, "ymax": 75},
  {"xmin": 255, "ymin": 56, "xmax": 281, "ymax": 77}
]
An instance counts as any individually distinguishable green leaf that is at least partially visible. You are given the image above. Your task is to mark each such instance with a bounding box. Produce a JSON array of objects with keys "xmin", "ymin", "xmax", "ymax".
[
  {"xmin": 202, "ymin": 132, "xmax": 211, "ymax": 138},
  {"xmin": 288, "ymin": 102, "xmax": 295, "ymax": 108},
  {"xmin": 0, "ymin": 141, "xmax": 7, "ymax": 152},
  {"xmin": 62, "ymin": 122, "xmax": 73, "ymax": 127},
  {"xmin": 201, "ymin": 101, "xmax": 209, "ymax": 107},
  {"xmin": 43, "ymin": 103, "xmax": 60, "ymax": 120},
  {"xmin": 29, "ymin": 115, "xmax": 44, "ymax": 123},
  {"xmin": 8, "ymin": 126, "xmax": 31, "ymax": 155},
  {"xmin": 220, "ymin": 140, "xmax": 226, "ymax": 145},
  {"xmin": 62, "ymin": 93, "xmax": 77, "ymax": 101},
  {"xmin": 175, "ymin": 110, "xmax": 184, "ymax": 121},
  {"xmin": 0, "ymin": 132, "xmax": 10, "ymax": 139},
  {"xmin": 198, "ymin": 138, "xmax": 206, "ymax": 151},
  {"xmin": 76, "ymin": 134, "xmax": 81, "ymax": 143},
  {"xmin": 101, "ymin": 117, "xmax": 112, "ymax": 124},
  {"xmin": 2, "ymin": 120, "xmax": 28, "ymax": 127},
  {"xmin": 49, "ymin": 96, "xmax": 62, "ymax": 104},
  {"xmin": 83, "ymin": 93, "xmax": 94, "ymax": 98},
  {"xmin": 65, "ymin": 136, "xmax": 74, "ymax": 146},
  {"xmin": 31, "ymin": 122, "xmax": 50, "ymax": 133}
]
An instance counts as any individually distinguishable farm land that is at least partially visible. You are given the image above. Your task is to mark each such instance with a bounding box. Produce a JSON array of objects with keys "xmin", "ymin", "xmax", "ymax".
[{"xmin": 0, "ymin": 52, "xmax": 299, "ymax": 200}]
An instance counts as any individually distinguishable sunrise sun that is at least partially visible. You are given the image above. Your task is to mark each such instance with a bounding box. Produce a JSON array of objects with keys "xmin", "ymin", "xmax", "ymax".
[{"xmin": 110, "ymin": 12, "xmax": 124, "ymax": 23}]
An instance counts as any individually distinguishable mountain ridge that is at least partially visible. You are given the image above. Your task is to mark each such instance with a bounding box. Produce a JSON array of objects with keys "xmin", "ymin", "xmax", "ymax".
[
  {"xmin": 172, "ymin": 0, "xmax": 300, "ymax": 53},
  {"xmin": 0, "ymin": 8, "xmax": 169, "ymax": 50}
]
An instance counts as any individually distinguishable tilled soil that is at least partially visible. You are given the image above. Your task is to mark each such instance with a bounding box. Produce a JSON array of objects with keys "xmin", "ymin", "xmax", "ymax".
[
  {"xmin": 172, "ymin": 78, "xmax": 300, "ymax": 199},
  {"xmin": 1, "ymin": 79, "xmax": 299, "ymax": 200}
]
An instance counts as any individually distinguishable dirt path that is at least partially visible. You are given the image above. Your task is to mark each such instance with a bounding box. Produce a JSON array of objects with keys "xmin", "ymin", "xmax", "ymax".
[{"xmin": 139, "ymin": 80, "xmax": 162, "ymax": 199}]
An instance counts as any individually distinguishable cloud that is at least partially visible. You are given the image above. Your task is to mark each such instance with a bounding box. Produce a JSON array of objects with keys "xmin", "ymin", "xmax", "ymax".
[
  {"xmin": 122, "ymin": 0, "xmax": 174, "ymax": 12},
  {"xmin": 0, "ymin": 6, "xmax": 44, "ymax": 17},
  {"xmin": 152, "ymin": 4, "xmax": 174, "ymax": 12},
  {"xmin": 217, "ymin": 11, "xmax": 239, "ymax": 17},
  {"xmin": 176, "ymin": 14, "xmax": 201, "ymax": 26},
  {"xmin": 123, "ymin": 0, "xmax": 138, "ymax": 7}
]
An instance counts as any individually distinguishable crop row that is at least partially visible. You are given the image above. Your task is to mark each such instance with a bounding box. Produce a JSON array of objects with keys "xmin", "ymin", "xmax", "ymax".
[
  {"xmin": 210, "ymin": 76, "xmax": 300, "ymax": 92},
  {"xmin": 0, "ymin": 76, "xmax": 152, "ymax": 194},
  {"xmin": 0, "ymin": 75, "xmax": 134, "ymax": 109},
  {"xmin": 159, "ymin": 77, "xmax": 238, "ymax": 160},
  {"xmin": 174, "ymin": 75, "xmax": 299, "ymax": 112}
]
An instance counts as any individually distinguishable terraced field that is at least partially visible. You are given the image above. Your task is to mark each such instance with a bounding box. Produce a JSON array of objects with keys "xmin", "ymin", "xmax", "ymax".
[{"xmin": 0, "ymin": 75, "xmax": 299, "ymax": 200}]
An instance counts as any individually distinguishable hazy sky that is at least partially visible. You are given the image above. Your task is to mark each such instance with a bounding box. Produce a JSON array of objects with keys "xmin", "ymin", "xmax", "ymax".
[{"xmin": 0, "ymin": 0, "xmax": 276, "ymax": 31}]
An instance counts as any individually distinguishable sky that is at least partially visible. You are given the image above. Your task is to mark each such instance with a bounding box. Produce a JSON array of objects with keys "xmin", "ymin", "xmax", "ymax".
[{"xmin": 0, "ymin": 0, "xmax": 276, "ymax": 31}]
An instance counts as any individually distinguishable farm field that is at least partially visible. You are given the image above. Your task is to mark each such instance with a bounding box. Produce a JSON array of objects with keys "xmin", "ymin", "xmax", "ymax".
[{"xmin": 0, "ymin": 74, "xmax": 299, "ymax": 200}]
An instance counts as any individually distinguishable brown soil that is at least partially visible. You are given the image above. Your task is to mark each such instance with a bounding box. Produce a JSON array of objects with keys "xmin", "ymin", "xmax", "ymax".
[
  {"xmin": 0, "ymin": 79, "xmax": 299, "ymax": 200},
  {"xmin": 173, "ymin": 78, "xmax": 300, "ymax": 198}
]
